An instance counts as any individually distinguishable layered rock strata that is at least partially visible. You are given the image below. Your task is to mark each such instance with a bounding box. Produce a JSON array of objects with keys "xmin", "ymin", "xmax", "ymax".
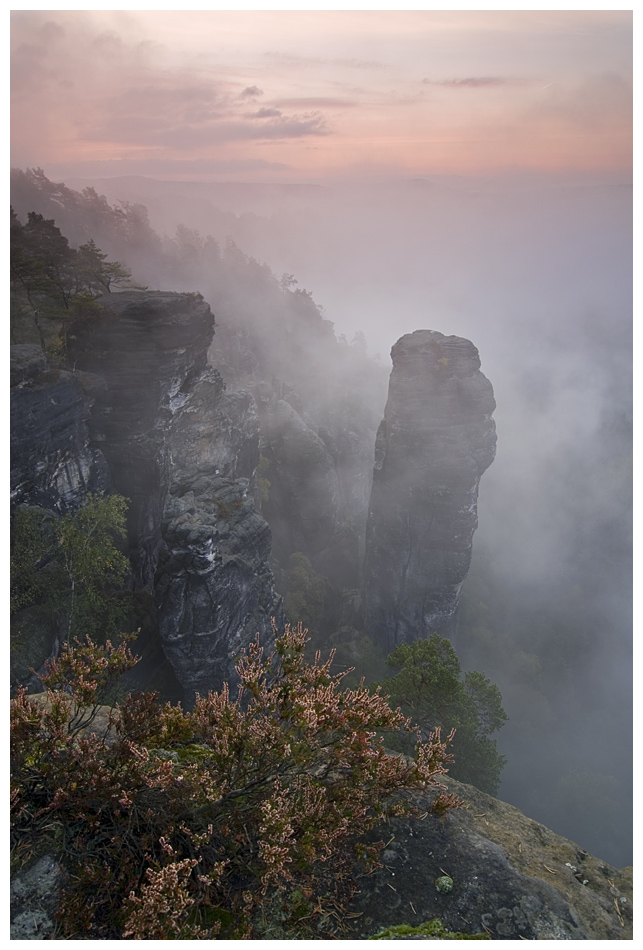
[
  {"xmin": 157, "ymin": 372, "xmax": 283, "ymax": 696},
  {"xmin": 67, "ymin": 291, "xmax": 214, "ymax": 588},
  {"xmin": 363, "ymin": 330, "xmax": 496, "ymax": 652},
  {"xmin": 65, "ymin": 291, "xmax": 281, "ymax": 696},
  {"xmin": 11, "ymin": 344, "xmax": 110, "ymax": 511}
]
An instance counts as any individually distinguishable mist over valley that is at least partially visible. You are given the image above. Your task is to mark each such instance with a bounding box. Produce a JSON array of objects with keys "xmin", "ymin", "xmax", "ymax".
[
  {"xmin": 10, "ymin": 10, "xmax": 632, "ymax": 938},
  {"xmin": 11, "ymin": 165, "xmax": 632, "ymax": 868}
]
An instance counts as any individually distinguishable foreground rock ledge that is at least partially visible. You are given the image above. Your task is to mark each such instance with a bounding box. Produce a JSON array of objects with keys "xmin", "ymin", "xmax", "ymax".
[
  {"xmin": 347, "ymin": 776, "xmax": 632, "ymax": 940},
  {"xmin": 10, "ymin": 772, "xmax": 631, "ymax": 940}
]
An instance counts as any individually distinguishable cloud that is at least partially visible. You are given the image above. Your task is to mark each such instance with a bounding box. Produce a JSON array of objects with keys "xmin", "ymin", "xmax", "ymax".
[
  {"xmin": 84, "ymin": 102, "xmax": 329, "ymax": 149},
  {"xmin": 92, "ymin": 30, "xmax": 123, "ymax": 56},
  {"xmin": 275, "ymin": 97, "xmax": 357, "ymax": 109},
  {"xmin": 78, "ymin": 81, "xmax": 228, "ymax": 147},
  {"xmin": 12, "ymin": 12, "xmax": 333, "ymax": 163},
  {"xmin": 249, "ymin": 108, "xmax": 282, "ymax": 118},
  {"xmin": 48, "ymin": 156, "xmax": 291, "ymax": 179},
  {"xmin": 531, "ymin": 71, "xmax": 632, "ymax": 130},
  {"xmin": 332, "ymin": 58, "xmax": 388, "ymax": 70},
  {"xmin": 264, "ymin": 51, "xmax": 325, "ymax": 68},
  {"xmin": 422, "ymin": 77, "xmax": 511, "ymax": 88},
  {"xmin": 264, "ymin": 51, "xmax": 387, "ymax": 71},
  {"xmin": 257, "ymin": 114, "xmax": 329, "ymax": 139}
]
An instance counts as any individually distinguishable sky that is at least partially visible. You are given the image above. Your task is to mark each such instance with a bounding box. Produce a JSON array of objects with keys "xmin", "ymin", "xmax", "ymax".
[{"xmin": 10, "ymin": 8, "xmax": 632, "ymax": 183}]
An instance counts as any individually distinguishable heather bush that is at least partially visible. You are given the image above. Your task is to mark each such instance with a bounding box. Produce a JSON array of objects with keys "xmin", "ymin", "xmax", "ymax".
[{"xmin": 11, "ymin": 622, "xmax": 460, "ymax": 939}]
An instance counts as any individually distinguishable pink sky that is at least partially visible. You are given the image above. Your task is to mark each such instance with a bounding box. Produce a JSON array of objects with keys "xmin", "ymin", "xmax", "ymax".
[{"xmin": 11, "ymin": 9, "xmax": 632, "ymax": 182}]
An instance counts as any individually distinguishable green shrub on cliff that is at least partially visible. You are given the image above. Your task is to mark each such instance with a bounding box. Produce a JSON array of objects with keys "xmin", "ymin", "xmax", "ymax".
[
  {"xmin": 11, "ymin": 494, "xmax": 130, "ymax": 644},
  {"xmin": 378, "ymin": 635, "xmax": 507, "ymax": 795},
  {"xmin": 10, "ymin": 623, "xmax": 461, "ymax": 939}
]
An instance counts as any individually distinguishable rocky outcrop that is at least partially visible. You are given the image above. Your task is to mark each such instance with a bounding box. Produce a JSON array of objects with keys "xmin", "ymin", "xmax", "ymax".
[
  {"xmin": 253, "ymin": 381, "xmax": 379, "ymax": 590},
  {"xmin": 11, "ymin": 344, "xmax": 110, "ymax": 511},
  {"xmin": 54, "ymin": 290, "xmax": 283, "ymax": 697},
  {"xmin": 347, "ymin": 776, "xmax": 632, "ymax": 940},
  {"xmin": 11, "ymin": 775, "xmax": 632, "ymax": 940},
  {"xmin": 10, "ymin": 855, "xmax": 65, "ymax": 940},
  {"xmin": 363, "ymin": 330, "xmax": 496, "ymax": 652},
  {"xmin": 67, "ymin": 290, "xmax": 214, "ymax": 588},
  {"xmin": 156, "ymin": 370, "xmax": 283, "ymax": 696}
]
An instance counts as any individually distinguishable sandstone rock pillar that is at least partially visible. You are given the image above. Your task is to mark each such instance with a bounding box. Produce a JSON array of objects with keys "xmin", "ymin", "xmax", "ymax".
[{"xmin": 363, "ymin": 329, "xmax": 496, "ymax": 652}]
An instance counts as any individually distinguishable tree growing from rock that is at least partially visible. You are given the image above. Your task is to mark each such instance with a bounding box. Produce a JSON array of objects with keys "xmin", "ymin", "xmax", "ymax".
[
  {"xmin": 11, "ymin": 494, "xmax": 131, "ymax": 645},
  {"xmin": 379, "ymin": 634, "xmax": 507, "ymax": 795},
  {"xmin": 10, "ymin": 208, "xmax": 143, "ymax": 353}
]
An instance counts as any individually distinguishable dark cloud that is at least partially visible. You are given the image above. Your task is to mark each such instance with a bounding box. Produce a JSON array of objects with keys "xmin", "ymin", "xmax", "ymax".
[
  {"xmin": 259, "ymin": 114, "xmax": 329, "ymax": 139},
  {"xmin": 423, "ymin": 77, "xmax": 510, "ymax": 88},
  {"xmin": 240, "ymin": 85, "xmax": 263, "ymax": 98},
  {"xmin": 249, "ymin": 108, "xmax": 282, "ymax": 119}
]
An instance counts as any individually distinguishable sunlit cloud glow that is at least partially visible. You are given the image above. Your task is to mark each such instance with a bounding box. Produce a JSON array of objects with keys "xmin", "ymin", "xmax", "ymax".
[{"xmin": 11, "ymin": 9, "xmax": 632, "ymax": 182}]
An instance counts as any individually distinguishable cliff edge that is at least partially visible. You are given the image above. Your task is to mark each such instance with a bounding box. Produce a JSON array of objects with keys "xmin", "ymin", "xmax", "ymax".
[{"xmin": 348, "ymin": 775, "xmax": 632, "ymax": 940}]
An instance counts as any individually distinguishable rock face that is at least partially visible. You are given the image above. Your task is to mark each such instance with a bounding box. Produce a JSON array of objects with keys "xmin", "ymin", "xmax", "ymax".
[
  {"xmin": 347, "ymin": 776, "xmax": 633, "ymax": 940},
  {"xmin": 253, "ymin": 380, "xmax": 380, "ymax": 590},
  {"xmin": 10, "ymin": 855, "xmax": 65, "ymax": 940},
  {"xmin": 67, "ymin": 291, "xmax": 214, "ymax": 588},
  {"xmin": 11, "ymin": 344, "xmax": 110, "ymax": 511},
  {"xmin": 62, "ymin": 290, "xmax": 282, "ymax": 697},
  {"xmin": 156, "ymin": 371, "xmax": 283, "ymax": 696},
  {"xmin": 363, "ymin": 330, "xmax": 496, "ymax": 652}
]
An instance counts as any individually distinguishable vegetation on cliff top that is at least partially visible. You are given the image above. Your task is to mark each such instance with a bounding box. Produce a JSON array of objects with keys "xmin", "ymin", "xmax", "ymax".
[
  {"xmin": 10, "ymin": 204, "xmax": 143, "ymax": 357},
  {"xmin": 378, "ymin": 635, "xmax": 508, "ymax": 795},
  {"xmin": 11, "ymin": 624, "xmax": 461, "ymax": 939},
  {"xmin": 370, "ymin": 918, "xmax": 490, "ymax": 939}
]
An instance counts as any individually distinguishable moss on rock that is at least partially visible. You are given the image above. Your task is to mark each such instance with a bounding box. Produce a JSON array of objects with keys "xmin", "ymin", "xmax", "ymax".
[{"xmin": 369, "ymin": 918, "xmax": 489, "ymax": 939}]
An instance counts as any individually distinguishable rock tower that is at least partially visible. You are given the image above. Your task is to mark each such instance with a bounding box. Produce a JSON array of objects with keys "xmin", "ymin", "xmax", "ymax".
[{"xmin": 363, "ymin": 329, "xmax": 496, "ymax": 652}]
